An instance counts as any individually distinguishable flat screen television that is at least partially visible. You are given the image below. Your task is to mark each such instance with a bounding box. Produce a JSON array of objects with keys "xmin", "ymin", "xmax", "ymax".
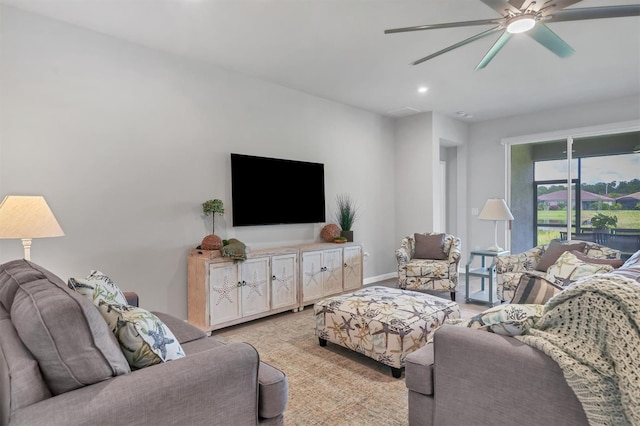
[{"xmin": 230, "ymin": 153, "xmax": 326, "ymax": 226}]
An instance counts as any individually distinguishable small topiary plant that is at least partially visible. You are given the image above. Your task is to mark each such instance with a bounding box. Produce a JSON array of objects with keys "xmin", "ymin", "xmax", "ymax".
[{"xmin": 202, "ymin": 199, "xmax": 224, "ymax": 234}]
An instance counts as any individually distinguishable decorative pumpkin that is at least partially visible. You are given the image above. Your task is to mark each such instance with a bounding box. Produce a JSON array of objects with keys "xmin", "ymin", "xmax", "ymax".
[
  {"xmin": 201, "ymin": 234, "xmax": 223, "ymax": 250},
  {"xmin": 321, "ymin": 224, "xmax": 341, "ymax": 242}
]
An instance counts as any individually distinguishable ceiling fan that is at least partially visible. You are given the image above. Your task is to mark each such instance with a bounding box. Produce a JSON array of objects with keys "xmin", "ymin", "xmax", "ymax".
[{"xmin": 384, "ymin": 0, "xmax": 640, "ymax": 70}]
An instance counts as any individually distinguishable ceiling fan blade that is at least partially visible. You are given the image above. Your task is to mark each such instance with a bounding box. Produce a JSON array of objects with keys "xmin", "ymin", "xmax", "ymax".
[
  {"xmin": 538, "ymin": 0, "xmax": 582, "ymax": 15},
  {"xmin": 412, "ymin": 26, "xmax": 503, "ymax": 65},
  {"xmin": 475, "ymin": 30, "xmax": 512, "ymax": 70},
  {"xmin": 527, "ymin": 23, "xmax": 575, "ymax": 58},
  {"xmin": 545, "ymin": 5, "xmax": 640, "ymax": 23},
  {"xmin": 480, "ymin": 0, "xmax": 521, "ymax": 16},
  {"xmin": 508, "ymin": 0, "xmax": 526, "ymax": 11},
  {"xmin": 384, "ymin": 18, "xmax": 503, "ymax": 34}
]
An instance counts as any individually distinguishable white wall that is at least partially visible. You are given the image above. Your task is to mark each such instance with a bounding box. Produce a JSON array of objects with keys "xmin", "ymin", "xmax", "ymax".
[
  {"xmin": 432, "ymin": 112, "xmax": 469, "ymax": 253},
  {"xmin": 466, "ymin": 95, "xmax": 640, "ymax": 255},
  {"xmin": 394, "ymin": 112, "xmax": 436, "ymax": 242},
  {"xmin": 394, "ymin": 112, "xmax": 470, "ymax": 252},
  {"xmin": 0, "ymin": 7, "xmax": 396, "ymax": 319}
]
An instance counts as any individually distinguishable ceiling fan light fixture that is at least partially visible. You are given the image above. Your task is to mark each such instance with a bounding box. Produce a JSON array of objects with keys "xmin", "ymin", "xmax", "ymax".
[{"xmin": 506, "ymin": 15, "xmax": 536, "ymax": 34}]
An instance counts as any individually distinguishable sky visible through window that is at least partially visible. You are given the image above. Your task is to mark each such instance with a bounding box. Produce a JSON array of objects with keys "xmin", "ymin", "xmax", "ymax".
[{"xmin": 535, "ymin": 153, "xmax": 639, "ymax": 186}]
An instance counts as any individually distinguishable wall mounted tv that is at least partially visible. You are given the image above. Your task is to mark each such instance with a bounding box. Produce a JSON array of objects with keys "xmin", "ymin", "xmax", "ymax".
[{"xmin": 230, "ymin": 153, "xmax": 326, "ymax": 226}]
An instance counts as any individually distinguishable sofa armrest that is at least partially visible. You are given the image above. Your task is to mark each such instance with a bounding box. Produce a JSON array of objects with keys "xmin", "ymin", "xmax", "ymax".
[
  {"xmin": 405, "ymin": 342, "xmax": 434, "ymax": 396},
  {"xmin": 430, "ymin": 325, "xmax": 587, "ymax": 426},
  {"xmin": 152, "ymin": 311, "xmax": 207, "ymax": 344},
  {"xmin": 395, "ymin": 247, "xmax": 410, "ymax": 265},
  {"xmin": 11, "ymin": 342, "xmax": 262, "ymax": 426},
  {"xmin": 446, "ymin": 236, "xmax": 462, "ymax": 264},
  {"xmin": 123, "ymin": 291, "xmax": 139, "ymax": 307},
  {"xmin": 495, "ymin": 245, "xmax": 544, "ymax": 275}
]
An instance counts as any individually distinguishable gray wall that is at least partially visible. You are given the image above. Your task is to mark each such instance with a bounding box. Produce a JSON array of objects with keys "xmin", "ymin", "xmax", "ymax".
[
  {"xmin": 393, "ymin": 111, "xmax": 468, "ymax": 250},
  {"xmin": 1, "ymin": 6, "xmax": 638, "ymax": 319},
  {"xmin": 0, "ymin": 7, "xmax": 396, "ymax": 319}
]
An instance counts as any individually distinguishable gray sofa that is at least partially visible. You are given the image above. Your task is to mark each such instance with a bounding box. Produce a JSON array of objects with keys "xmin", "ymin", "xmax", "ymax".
[
  {"xmin": 405, "ymin": 249, "xmax": 640, "ymax": 426},
  {"xmin": 0, "ymin": 259, "xmax": 288, "ymax": 426},
  {"xmin": 405, "ymin": 325, "xmax": 588, "ymax": 426}
]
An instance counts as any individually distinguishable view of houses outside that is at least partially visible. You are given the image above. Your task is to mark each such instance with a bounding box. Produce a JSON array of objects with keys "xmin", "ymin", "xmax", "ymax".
[{"xmin": 534, "ymin": 153, "xmax": 640, "ymax": 255}]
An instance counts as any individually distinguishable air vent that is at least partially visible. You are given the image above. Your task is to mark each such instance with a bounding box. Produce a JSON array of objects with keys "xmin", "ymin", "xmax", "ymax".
[{"xmin": 386, "ymin": 107, "xmax": 421, "ymax": 117}]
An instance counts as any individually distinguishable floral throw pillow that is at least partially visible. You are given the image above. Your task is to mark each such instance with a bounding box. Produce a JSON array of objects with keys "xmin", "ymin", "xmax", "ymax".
[
  {"xmin": 97, "ymin": 302, "xmax": 185, "ymax": 370},
  {"xmin": 445, "ymin": 304, "xmax": 545, "ymax": 336},
  {"xmin": 544, "ymin": 251, "xmax": 614, "ymax": 287},
  {"xmin": 68, "ymin": 270, "xmax": 128, "ymax": 306}
]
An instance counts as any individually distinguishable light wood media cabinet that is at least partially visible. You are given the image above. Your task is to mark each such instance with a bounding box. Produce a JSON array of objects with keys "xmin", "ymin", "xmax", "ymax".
[{"xmin": 187, "ymin": 242, "xmax": 363, "ymax": 332}]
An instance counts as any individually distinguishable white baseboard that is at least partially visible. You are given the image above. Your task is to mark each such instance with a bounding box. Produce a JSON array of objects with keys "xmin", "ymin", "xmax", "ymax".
[{"xmin": 363, "ymin": 272, "xmax": 397, "ymax": 285}]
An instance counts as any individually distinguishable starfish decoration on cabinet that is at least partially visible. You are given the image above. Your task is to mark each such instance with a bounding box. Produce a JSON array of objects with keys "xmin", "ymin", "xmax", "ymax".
[
  {"xmin": 273, "ymin": 266, "xmax": 293, "ymax": 293},
  {"xmin": 344, "ymin": 260, "xmax": 360, "ymax": 279},
  {"xmin": 325, "ymin": 264, "xmax": 341, "ymax": 283},
  {"xmin": 212, "ymin": 275, "xmax": 236, "ymax": 306},
  {"xmin": 304, "ymin": 262, "xmax": 321, "ymax": 288},
  {"xmin": 246, "ymin": 270, "xmax": 266, "ymax": 297}
]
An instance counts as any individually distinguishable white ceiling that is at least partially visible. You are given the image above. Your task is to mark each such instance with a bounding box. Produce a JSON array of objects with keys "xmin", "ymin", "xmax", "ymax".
[{"xmin": 2, "ymin": 0, "xmax": 639, "ymax": 122}]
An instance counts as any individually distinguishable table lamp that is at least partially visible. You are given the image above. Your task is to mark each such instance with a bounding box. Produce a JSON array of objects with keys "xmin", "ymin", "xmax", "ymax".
[
  {"xmin": 478, "ymin": 198, "xmax": 514, "ymax": 252},
  {"xmin": 0, "ymin": 195, "xmax": 65, "ymax": 260}
]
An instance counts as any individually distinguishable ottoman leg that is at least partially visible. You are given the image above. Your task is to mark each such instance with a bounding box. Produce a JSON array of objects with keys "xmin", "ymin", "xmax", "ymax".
[
  {"xmin": 450, "ymin": 291, "xmax": 456, "ymax": 301},
  {"xmin": 319, "ymin": 338, "xmax": 327, "ymax": 347},
  {"xmin": 391, "ymin": 367, "xmax": 403, "ymax": 378}
]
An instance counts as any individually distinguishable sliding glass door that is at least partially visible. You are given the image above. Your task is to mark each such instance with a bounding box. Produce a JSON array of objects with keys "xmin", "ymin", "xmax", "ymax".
[
  {"xmin": 508, "ymin": 127, "xmax": 639, "ymax": 256},
  {"xmin": 533, "ymin": 152, "xmax": 640, "ymax": 255}
]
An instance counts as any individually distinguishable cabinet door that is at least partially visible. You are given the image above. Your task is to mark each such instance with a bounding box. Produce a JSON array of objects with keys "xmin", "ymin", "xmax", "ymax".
[
  {"xmin": 239, "ymin": 257, "xmax": 270, "ymax": 317},
  {"xmin": 343, "ymin": 245, "xmax": 362, "ymax": 291},
  {"xmin": 271, "ymin": 253, "xmax": 297, "ymax": 309},
  {"xmin": 302, "ymin": 251, "xmax": 324, "ymax": 303},
  {"xmin": 322, "ymin": 248, "xmax": 343, "ymax": 296},
  {"xmin": 209, "ymin": 262, "xmax": 241, "ymax": 326}
]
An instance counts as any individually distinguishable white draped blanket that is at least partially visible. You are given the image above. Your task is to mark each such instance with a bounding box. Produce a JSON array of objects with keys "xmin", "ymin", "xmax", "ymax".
[{"xmin": 517, "ymin": 274, "xmax": 640, "ymax": 426}]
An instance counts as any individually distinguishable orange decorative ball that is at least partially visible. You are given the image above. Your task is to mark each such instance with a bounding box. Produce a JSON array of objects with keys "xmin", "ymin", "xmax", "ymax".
[
  {"xmin": 321, "ymin": 224, "xmax": 341, "ymax": 242},
  {"xmin": 201, "ymin": 234, "xmax": 223, "ymax": 250}
]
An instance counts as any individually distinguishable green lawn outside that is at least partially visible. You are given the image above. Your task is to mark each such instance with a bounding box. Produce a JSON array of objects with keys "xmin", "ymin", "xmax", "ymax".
[
  {"xmin": 537, "ymin": 210, "xmax": 640, "ymax": 229},
  {"xmin": 536, "ymin": 209, "xmax": 640, "ymax": 246}
]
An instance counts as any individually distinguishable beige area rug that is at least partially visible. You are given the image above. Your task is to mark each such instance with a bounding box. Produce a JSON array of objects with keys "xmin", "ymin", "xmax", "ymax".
[{"xmin": 215, "ymin": 295, "xmax": 485, "ymax": 426}]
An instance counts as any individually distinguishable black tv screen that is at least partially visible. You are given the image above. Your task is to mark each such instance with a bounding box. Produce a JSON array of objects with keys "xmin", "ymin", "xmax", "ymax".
[{"xmin": 231, "ymin": 153, "xmax": 326, "ymax": 226}]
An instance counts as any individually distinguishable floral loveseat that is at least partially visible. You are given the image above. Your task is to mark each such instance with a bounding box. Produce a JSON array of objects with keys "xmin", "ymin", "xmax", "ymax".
[
  {"xmin": 495, "ymin": 239, "xmax": 621, "ymax": 302},
  {"xmin": 396, "ymin": 233, "xmax": 462, "ymax": 301}
]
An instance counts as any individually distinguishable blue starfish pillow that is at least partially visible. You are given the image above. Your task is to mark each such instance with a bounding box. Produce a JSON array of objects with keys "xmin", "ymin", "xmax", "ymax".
[{"xmin": 97, "ymin": 301, "xmax": 185, "ymax": 369}]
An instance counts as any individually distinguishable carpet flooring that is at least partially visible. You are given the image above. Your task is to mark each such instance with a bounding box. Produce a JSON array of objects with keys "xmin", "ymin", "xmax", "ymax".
[{"xmin": 215, "ymin": 279, "xmax": 488, "ymax": 426}]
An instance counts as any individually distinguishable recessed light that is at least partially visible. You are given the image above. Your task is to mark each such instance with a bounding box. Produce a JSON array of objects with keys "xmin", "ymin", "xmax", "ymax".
[
  {"xmin": 417, "ymin": 86, "xmax": 428, "ymax": 94},
  {"xmin": 456, "ymin": 111, "xmax": 473, "ymax": 118}
]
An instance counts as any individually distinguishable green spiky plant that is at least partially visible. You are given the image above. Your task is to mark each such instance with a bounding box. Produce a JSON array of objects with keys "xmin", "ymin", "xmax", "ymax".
[
  {"xmin": 202, "ymin": 199, "xmax": 224, "ymax": 234},
  {"xmin": 334, "ymin": 194, "xmax": 358, "ymax": 231}
]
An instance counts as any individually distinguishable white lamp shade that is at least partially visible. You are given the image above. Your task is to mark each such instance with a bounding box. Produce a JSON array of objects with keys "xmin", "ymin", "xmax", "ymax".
[
  {"xmin": 478, "ymin": 198, "xmax": 514, "ymax": 221},
  {"xmin": 0, "ymin": 195, "xmax": 65, "ymax": 239}
]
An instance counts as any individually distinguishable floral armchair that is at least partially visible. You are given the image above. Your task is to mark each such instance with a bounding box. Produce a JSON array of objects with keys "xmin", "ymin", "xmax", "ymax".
[
  {"xmin": 395, "ymin": 232, "xmax": 462, "ymax": 301},
  {"xmin": 495, "ymin": 239, "xmax": 621, "ymax": 302}
]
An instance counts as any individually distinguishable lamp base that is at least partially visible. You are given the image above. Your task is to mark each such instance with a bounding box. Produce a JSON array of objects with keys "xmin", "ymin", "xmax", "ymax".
[{"xmin": 21, "ymin": 238, "xmax": 32, "ymax": 261}]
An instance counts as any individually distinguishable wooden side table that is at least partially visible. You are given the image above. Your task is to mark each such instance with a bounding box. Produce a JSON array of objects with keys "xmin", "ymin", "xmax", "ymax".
[{"xmin": 465, "ymin": 249, "xmax": 509, "ymax": 307}]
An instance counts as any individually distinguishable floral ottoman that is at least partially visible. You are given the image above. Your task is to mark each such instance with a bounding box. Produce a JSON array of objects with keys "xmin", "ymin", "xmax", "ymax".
[{"xmin": 314, "ymin": 286, "xmax": 460, "ymax": 378}]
